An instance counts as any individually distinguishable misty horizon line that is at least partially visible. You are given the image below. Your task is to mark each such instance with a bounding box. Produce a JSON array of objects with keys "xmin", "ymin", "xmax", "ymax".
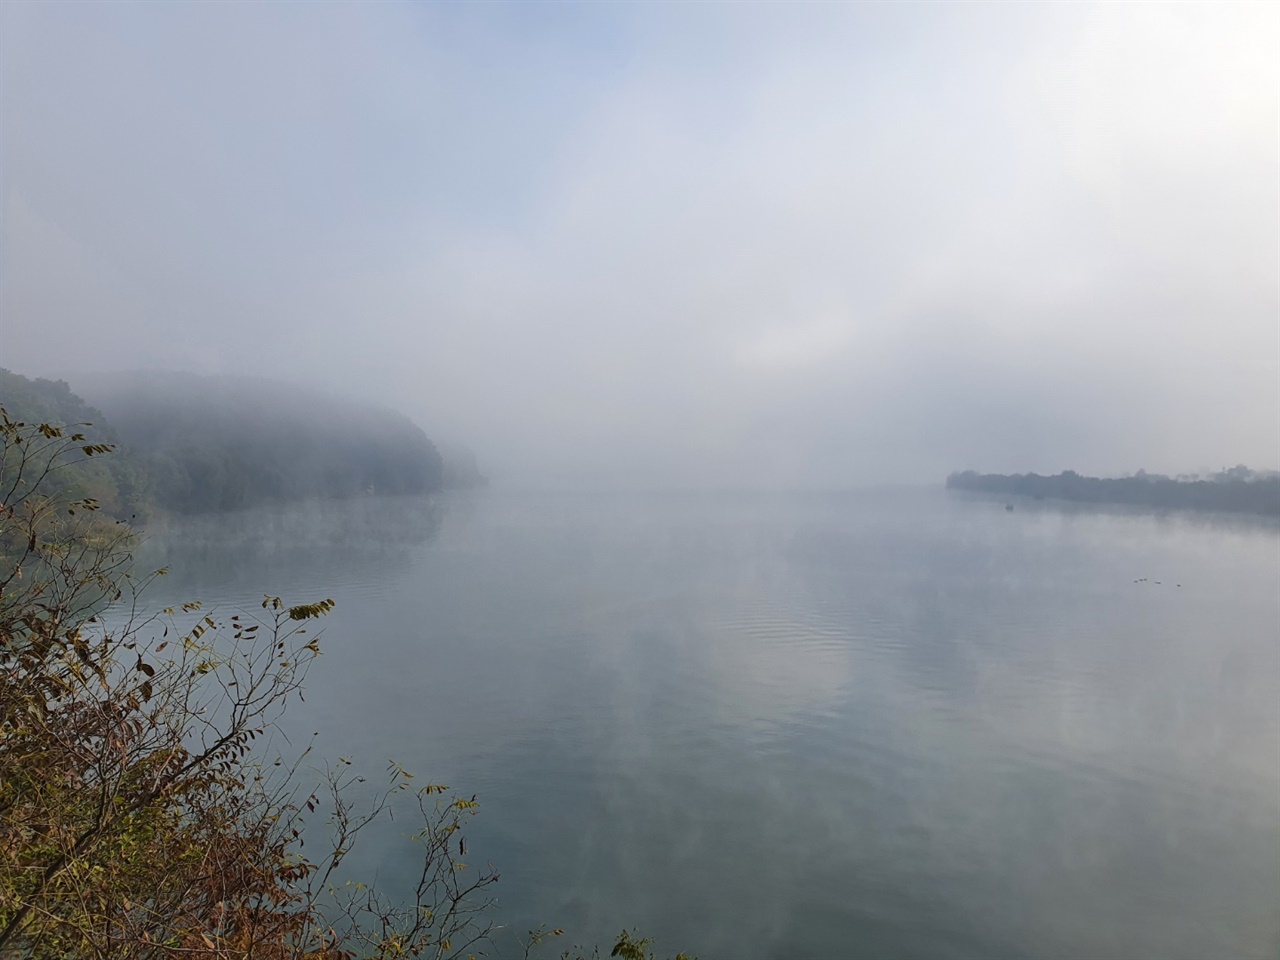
[{"xmin": 3, "ymin": 363, "xmax": 1276, "ymax": 491}]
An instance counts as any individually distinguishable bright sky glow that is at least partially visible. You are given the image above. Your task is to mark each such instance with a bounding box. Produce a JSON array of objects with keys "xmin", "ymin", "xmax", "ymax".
[{"xmin": 1, "ymin": 2, "xmax": 1275, "ymax": 487}]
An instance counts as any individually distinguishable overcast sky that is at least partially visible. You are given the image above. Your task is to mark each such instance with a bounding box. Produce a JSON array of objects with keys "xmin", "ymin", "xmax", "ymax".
[{"xmin": 1, "ymin": 2, "xmax": 1276, "ymax": 488}]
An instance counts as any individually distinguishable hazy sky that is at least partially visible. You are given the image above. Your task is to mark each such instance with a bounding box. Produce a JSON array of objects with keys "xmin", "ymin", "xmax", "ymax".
[{"xmin": 2, "ymin": 2, "xmax": 1276, "ymax": 488}]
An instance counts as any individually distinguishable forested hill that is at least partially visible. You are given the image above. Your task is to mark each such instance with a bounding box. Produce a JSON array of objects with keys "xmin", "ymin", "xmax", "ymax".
[
  {"xmin": 947, "ymin": 469, "xmax": 1280, "ymax": 517},
  {"xmin": 1, "ymin": 369, "xmax": 453, "ymax": 516},
  {"xmin": 0, "ymin": 368, "xmax": 151, "ymax": 518},
  {"xmin": 78, "ymin": 372, "xmax": 444, "ymax": 513}
]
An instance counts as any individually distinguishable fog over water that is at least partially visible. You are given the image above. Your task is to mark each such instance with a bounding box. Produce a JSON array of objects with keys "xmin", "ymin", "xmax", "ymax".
[
  {"xmin": 132, "ymin": 490, "xmax": 1280, "ymax": 959},
  {"xmin": 5, "ymin": 5, "xmax": 1279, "ymax": 957},
  {"xmin": 3, "ymin": 2, "xmax": 1277, "ymax": 487}
]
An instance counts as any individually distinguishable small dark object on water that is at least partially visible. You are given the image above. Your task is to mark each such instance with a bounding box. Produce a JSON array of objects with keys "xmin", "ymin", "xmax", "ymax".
[{"xmin": 1005, "ymin": 503, "xmax": 1014, "ymax": 512}]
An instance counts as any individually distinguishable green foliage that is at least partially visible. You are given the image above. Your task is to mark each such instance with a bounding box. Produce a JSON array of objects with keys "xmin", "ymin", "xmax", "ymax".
[
  {"xmin": 543, "ymin": 929, "xmax": 696, "ymax": 960},
  {"xmin": 0, "ymin": 369, "xmax": 151, "ymax": 519},
  {"xmin": 610, "ymin": 930, "xmax": 659, "ymax": 960}
]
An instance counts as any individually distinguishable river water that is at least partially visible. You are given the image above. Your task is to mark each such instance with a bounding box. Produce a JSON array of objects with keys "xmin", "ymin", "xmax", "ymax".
[{"xmin": 133, "ymin": 488, "xmax": 1280, "ymax": 959}]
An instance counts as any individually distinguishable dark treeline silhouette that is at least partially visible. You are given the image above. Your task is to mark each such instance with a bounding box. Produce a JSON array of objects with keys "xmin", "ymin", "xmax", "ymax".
[
  {"xmin": 1, "ymin": 369, "xmax": 453, "ymax": 517},
  {"xmin": 947, "ymin": 468, "xmax": 1280, "ymax": 517}
]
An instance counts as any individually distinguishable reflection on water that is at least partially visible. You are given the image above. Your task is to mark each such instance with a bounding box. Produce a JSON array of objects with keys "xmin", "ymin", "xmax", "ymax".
[
  {"xmin": 134, "ymin": 489, "xmax": 1280, "ymax": 960},
  {"xmin": 133, "ymin": 494, "xmax": 443, "ymax": 601}
]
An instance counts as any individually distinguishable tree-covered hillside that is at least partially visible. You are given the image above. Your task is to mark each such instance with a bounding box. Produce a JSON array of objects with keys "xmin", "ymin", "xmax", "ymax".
[
  {"xmin": 0, "ymin": 368, "xmax": 151, "ymax": 519},
  {"xmin": 1, "ymin": 370, "xmax": 448, "ymax": 517},
  {"xmin": 79, "ymin": 372, "xmax": 445, "ymax": 514}
]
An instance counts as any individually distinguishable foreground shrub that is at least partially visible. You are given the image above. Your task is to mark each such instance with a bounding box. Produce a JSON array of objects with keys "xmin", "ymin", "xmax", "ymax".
[{"xmin": 0, "ymin": 406, "xmax": 495, "ymax": 958}]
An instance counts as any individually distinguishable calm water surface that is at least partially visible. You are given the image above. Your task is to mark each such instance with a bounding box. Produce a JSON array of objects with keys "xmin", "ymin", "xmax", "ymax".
[{"xmin": 134, "ymin": 489, "xmax": 1280, "ymax": 959}]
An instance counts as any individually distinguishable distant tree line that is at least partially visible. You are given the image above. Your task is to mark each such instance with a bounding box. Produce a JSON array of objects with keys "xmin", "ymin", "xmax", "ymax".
[
  {"xmin": 946, "ymin": 467, "xmax": 1280, "ymax": 517},
  {"xmin": 0, "ymin": 369, "xmax": 478, "ymax": 519}
]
